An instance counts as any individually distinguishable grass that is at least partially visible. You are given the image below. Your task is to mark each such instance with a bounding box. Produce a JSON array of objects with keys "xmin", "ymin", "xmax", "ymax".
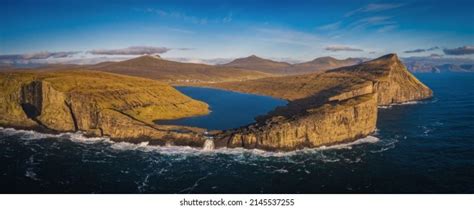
[{"xmin": 0, "ymin": 70, "xmax": 210, "ymax": 124}]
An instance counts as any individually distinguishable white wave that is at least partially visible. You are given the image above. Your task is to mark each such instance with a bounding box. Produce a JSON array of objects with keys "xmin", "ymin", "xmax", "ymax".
[
  {"xmin": 274, "ymin": 168, "xmax": 289, "ymax": 173},
  {"xmin": 25, "ymin": 170, "xmax": 40, "ymax": 181},
  {"xmin": 378, "ymin": 99, "xmax": 435, "ymax": 109},
  {"xmin": 60, "ymin": 132, "xmax": 111, "ymax": 144},
  {"xmin": 316, "ymin": 136, "xmax": 380, "ymax": 150},
  {"xmin": 0, "ymin": 127, "xmax": 110, "ymax": 144},
  {"xmin": 0, "ymin": 127, "xmax": 57, "ymax": 140},
  {"xmin": 1, "ymin": 126, "xmax": 381, "ymax": 157},
  {"xmin": 111, "ymin": 141, "xmax": 149, "ymax": 151}
]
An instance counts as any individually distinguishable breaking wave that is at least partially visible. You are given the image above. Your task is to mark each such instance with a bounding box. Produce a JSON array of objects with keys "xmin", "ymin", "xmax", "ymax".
[
  {"xmin": 378, "ymin": 98, "xmax": 437, "ymax": 109},
  {"xmin": 0, "ymin": 127, "xmax": 383, "ymax": 158}
]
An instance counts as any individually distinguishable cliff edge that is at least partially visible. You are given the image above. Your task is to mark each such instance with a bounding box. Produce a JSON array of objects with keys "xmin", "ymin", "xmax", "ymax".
[
  {"xmin": 0, "ymin": 70, "xmax": 210, "ymax": 146},
  {"xmin": 211, "ymin": 54, "xmax": 433, "ymax": 150}
]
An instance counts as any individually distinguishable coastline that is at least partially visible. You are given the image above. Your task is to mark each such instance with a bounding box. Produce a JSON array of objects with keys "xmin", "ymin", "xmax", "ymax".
[{"xmin": 0, "ymin": 54, "xmax": 433, "ymax": 151}]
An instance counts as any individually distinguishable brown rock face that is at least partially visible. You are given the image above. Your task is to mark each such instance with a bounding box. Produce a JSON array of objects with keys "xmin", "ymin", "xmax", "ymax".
[
  {"xmin": 212, "ymin": 54, "xmax": 433, "ymax": 150},
  {"xmin": 0, "ymin": 70, "xmax": 210, "ymax": 146},
  {"xmin": 331, "ymin": 54, "xmax": 433, "ymax": 105},
  {"xmin": 215, "ymin": 93, "xmax": 377, "ymax": 151}
]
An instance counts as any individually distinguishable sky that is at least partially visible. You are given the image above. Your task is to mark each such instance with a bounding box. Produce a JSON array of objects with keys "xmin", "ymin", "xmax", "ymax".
[{"xmin": 1, "ymin": 0, "xmax": 473, "ymax": 64}]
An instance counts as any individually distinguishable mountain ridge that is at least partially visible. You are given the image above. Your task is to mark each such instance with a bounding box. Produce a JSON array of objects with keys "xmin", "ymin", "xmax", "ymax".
[{"xmin": 221, "ymin": 55, "xmax": 363, "ymax": 74}]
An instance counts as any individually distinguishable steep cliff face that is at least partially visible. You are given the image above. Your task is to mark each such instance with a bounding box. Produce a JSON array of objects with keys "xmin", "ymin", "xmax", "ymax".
[
  {"xmin": 20, "ymin": 80, "xmax": 76, "ymax": 131},
  {"xmin": 0, "ymin": 70, "xmax": 210, "ymax": 144},
  {"xmin": 212, "ymin": 54, "xmax": 433, "ymax": 150},
  {"xmin": 331, "ymin": 54, "xmax": 433, "ymax": 105},
  {"xmin": 215, "ymin": 93, "xmax": 377, "ymax": 151}
]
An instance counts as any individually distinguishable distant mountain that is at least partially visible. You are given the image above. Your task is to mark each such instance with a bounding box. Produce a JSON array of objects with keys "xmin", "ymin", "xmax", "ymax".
[
  {"xmin": 2, "ymin": 55, "xmax": 272, "ymax": 84},
  {"xmin": 220, "ymin": 55, "xmax": 292, "ymax": 74},
  {"xmin": 80, "ymin": 55, "xmax": 271, "ymax": 84},
  {"xmin": 221, "ymin": 55, "xmax": 363, "ymax": 74},
  {"xmin": 404, "ymin": 62, "xmax": 474, "ymax": 73},
  {"xmin": 291, "ymin": 57, "xmax": 364, "ymax": 73},
  {"xmin": 402, "ymin": 56, "xmax": 474, "ymax": 73}
]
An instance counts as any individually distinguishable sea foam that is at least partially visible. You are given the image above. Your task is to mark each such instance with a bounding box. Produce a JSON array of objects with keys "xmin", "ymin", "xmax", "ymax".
[{"xmin": 0, "ymin": 127, "xmax": 381, "ymax": 157}]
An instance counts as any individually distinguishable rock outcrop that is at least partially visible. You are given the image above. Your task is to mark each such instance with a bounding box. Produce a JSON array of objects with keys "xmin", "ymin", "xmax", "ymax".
[
  {"xmin": 211, "ymin": 54, "xmax": 433, "ymax": 150},
  {"xmin": 0, "ymin": 70, "xmax": 210, "ymax": 146},
  {"xmin": 215, "ymin": 93, "xmax": 377, "ymax": 151}
]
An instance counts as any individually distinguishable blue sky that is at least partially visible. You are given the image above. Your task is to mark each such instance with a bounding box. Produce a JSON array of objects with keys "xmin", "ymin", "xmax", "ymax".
[{"xmin": 1, "ymin": 0, "xmax": 473, "ymax": 63}]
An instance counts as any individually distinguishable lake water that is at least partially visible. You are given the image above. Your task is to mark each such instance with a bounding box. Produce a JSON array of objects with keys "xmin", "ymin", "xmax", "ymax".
[
  {"xmin": 157, "ymin": 86, "xmax": 287, "ymax": 130},
  {"xmin": 1, "ymin": 73, "xmax": 473, "ymax": 193}
]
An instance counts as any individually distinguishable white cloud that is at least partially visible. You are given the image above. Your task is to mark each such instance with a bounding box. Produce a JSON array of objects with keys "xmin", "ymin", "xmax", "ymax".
[
  {"xmin": 345, "ymin": 3, "xmax": 404, "ymax": 17},
  {"xmin": 89, "ymin": 46, "xmax": 170, "ymax": 55},
  {"xmin": 325, "ymin": 45, "xmax": 364, "ymax": 52}
]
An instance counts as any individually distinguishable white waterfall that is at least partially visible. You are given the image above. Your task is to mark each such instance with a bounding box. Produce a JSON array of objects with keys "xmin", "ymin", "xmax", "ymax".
[{"xmin": 202, "ymin": 139, "xmax": 215, "ymax": 151}]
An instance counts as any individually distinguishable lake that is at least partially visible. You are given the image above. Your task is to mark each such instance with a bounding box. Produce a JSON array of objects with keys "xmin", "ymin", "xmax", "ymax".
[{"xmin": 157, "ymin": 86, "xmax": 287, "ymax": 130}]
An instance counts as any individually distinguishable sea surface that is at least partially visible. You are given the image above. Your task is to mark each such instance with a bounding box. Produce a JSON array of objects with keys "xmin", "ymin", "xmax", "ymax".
[{"xmin": 1, "ymin": 73, "xmax": 473, "ymax": 193}]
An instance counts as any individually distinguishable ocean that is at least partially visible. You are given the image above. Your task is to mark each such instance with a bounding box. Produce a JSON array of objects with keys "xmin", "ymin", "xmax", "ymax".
[{"xmin": 1, "ymin": 73, "xmax": 473, "ymax": 193}]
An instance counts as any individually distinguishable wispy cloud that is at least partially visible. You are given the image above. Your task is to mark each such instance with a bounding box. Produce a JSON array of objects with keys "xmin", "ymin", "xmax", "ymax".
[
  {"xmin": 377, "ymin": 24, "xmax": 398, "ymax": 33},
  {"xmin": 429, "ymin": 53, "xmax": 443, "ymax": 58},
  {"xmin": 348, "ymin": 16, "xmax": 396, "ymax": 31},
  {"xmin": 138, "ymin": 8, "xmax": 233, "ymax": 25},
  {"xmin": 318, "ymin": 15, "xmax": 399, "ymax": 38},
  {"xmin": 89, "ymin": 46, "xmax": 170, "ymax": 55},
  {"xmin": 404, "ymin": 46, "xmax": 439, "ymax": 53},
  {"xmin": 325, "ymin": 45, "xmax": 364, "ymax": 52},
  {"xmin": 222, "ymin": 12, "xmax": 233, "ymax": 23},
  {"xmin": 0, "ymin": 51, "xmax": 78, "ymax": 60},
  {"xmin": 317, "ymin": 21, "xmax": 342, "ymax": 31},
  {"xmin": 166, "ymin": 57, "xmax": 234, "ymax": 65},
  {"xmin": 345, "ymin": 3, "xmax": 404, "ymax": 17},
  {"xmin": 255, "ymin": 28, "xmax": 320, "ymax": 47},
  {"xmin": 166, "ymin": 27, "xmax": 195, "ymax": 34},
  {"xmin": 443, "ymin": 46, "xmax": 474, "ymax": 55},
  {"xmin": 175, "ymin": 48, "xmax": 194, "ymax": 51},
  {"xmin": 317, "ymin": 3, "xmax": 403, "ymax": 37},
  {"xmin": 143, "ymin": 8, "xmax": 208, "ymax": 24}
]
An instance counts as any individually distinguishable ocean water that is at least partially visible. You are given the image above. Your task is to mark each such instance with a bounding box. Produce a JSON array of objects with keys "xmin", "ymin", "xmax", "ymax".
[
  {"xmin": 1, "ymin": 73, "xmax": 473, "ymax": 193},
  {"xmin": 157, "ymin": 86, "xmax": 288, "ymax": 130}
]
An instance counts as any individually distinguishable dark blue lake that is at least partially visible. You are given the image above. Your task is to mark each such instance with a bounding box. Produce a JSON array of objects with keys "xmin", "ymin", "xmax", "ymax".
[
  {"xmin": 1, "ymin": 73, "xmax": 473, "ymax": 193},
  {"xmin": 157, "ymin": 86, "xmax": 287, "ymax": 130}
]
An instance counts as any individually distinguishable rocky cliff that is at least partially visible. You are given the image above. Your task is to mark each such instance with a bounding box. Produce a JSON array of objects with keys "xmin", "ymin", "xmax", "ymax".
[
  {"xmin": 211, "ymin": 54, "xmax": 433, "ymax": 150},
  {"xmin": 0, "ymin": 70, "xmax": 210, "ymax": 146}
]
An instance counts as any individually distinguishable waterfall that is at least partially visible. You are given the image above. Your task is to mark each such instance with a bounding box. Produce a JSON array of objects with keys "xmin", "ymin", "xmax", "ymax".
[{"xmin": 202, "ymin": 139, "xmax": 215, "ymax": 151}]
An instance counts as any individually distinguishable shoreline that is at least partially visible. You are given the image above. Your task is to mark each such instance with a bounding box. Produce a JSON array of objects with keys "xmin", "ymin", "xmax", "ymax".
[{"xmin": 0, "ymin": 126, "xmax": 381, "ymax": 155}]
